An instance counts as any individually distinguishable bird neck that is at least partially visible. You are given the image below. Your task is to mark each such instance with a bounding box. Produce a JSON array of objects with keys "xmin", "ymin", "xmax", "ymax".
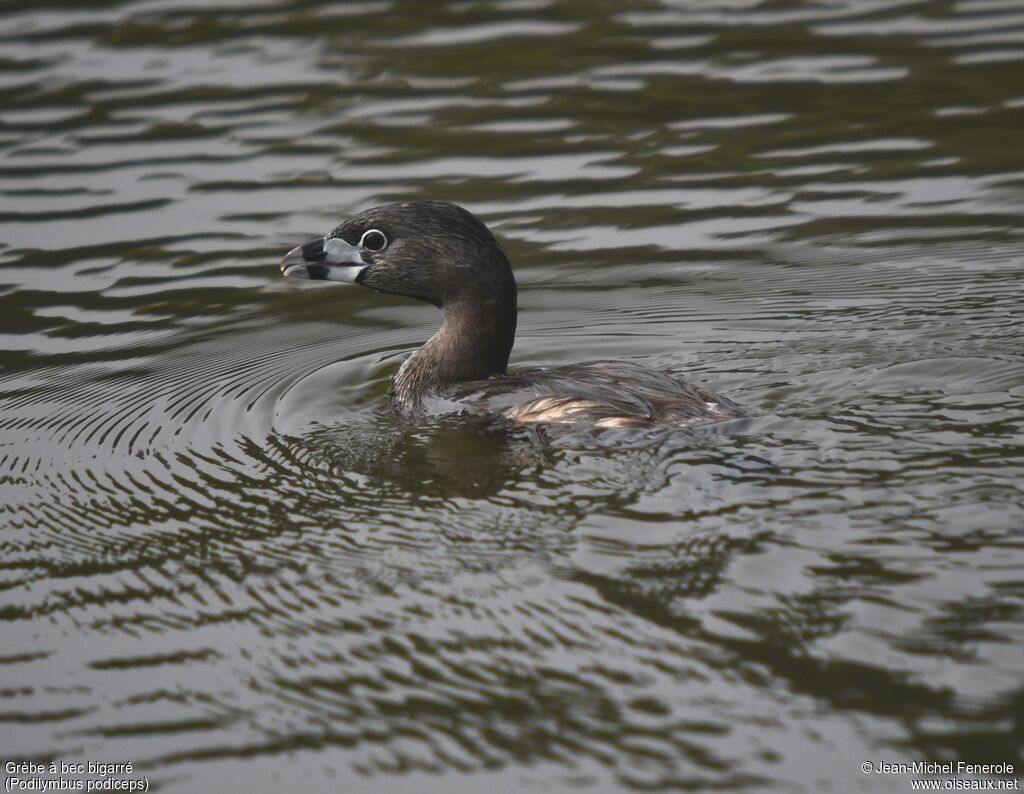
[{"xmin": 391, "ymin": 292, "xmax": 517, "ymax": 408}]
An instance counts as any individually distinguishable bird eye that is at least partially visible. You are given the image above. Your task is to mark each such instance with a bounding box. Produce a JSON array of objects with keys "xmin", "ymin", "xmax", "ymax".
[{"xmin": 360, "ymin": 229, "xmax": 388, "ymax": 252}]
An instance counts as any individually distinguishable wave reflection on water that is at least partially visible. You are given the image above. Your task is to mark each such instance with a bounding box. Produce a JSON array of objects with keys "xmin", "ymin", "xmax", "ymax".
[{"xmin": 1, "ymin": 0, "xmax": 1023, "ymax": 791}]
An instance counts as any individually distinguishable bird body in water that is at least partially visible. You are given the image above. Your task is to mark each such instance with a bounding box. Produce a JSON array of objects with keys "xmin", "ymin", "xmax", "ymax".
[{"xmin": 280, "ymin": 201, "xmax": 741, "ymax": 429}]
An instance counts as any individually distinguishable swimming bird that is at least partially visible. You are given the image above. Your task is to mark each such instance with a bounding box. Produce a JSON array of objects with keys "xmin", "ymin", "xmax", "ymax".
[{"xmin": 280, "ymin": 201, "xmax": 741, "ymax": 429}]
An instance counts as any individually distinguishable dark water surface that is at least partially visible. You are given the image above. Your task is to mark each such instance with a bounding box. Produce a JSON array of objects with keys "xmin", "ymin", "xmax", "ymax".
[{"xmin": 2, "ymin": 1, "xmax": 1023, "ymax": 791}]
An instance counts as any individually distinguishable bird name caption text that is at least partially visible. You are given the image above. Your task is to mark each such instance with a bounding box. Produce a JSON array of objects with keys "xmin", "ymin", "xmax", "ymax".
[{"xmin": 5, "ymin": 761, "xmax": 148, "ymax": 792}]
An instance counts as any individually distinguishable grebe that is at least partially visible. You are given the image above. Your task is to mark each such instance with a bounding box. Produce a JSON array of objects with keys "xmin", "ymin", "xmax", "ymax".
[{"xmin": 281, "ymin": 201, "xmax": 741, "ymax": 429}]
